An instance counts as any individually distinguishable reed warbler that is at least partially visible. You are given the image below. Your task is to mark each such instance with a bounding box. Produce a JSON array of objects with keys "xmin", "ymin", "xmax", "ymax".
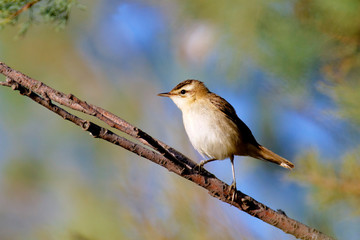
[{"xmin": 158, "ymin": 80, "xmax": 294, "ymax": 196}]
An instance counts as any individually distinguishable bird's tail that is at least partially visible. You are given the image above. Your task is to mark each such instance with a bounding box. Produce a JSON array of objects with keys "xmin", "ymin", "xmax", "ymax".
[{"xmin": 249, "ymin": 145, "xmax": 294, "ymax": 169}]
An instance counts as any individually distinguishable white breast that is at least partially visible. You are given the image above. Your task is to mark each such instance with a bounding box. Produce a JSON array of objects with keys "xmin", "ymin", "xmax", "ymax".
[{"xmin": 181, "ymin": 99, "xmax": 240, "ymax": 160}]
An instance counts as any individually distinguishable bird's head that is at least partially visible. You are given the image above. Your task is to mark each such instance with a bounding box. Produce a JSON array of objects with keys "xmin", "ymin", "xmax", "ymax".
[{"xmin": 158, "ymin": 79, "xmax": 209, "ymax": 110}]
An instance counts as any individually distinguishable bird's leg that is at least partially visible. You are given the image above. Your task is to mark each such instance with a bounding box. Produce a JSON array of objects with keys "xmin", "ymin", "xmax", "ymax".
[{"xmin": 229, "ymin": 155, "xmax": 237, "ymax": 201}]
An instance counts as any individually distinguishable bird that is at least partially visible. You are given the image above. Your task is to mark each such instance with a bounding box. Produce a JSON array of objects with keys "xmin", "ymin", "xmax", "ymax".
[{"xmin": 158, "ymin": 80, "xmax": 294, "ymax": 198}]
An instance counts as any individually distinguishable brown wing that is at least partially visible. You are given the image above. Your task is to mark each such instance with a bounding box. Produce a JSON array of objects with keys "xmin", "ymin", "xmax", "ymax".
[{"xmin": 209, "ymin": 93, "xmax": 259, "ymax": 147}]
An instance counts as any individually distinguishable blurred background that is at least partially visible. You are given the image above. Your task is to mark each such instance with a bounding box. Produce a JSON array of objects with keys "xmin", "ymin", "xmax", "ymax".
[{"xmin": 0, "ymin": 0, "xmax": 360, "ymax": 239}]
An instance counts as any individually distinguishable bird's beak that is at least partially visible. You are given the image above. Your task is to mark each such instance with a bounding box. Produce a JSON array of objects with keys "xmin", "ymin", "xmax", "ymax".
[{"xmin": 157, "ymin": 92, "xmax": 172, "ymax": 97}]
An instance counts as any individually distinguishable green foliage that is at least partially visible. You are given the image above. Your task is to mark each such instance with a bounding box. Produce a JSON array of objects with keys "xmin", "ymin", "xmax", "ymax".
[
  {"xmin": 0, "ymin": 0, "xmax": 84, "ymax": 35},
  {"xmin": 39, "ymin": 0, "xmax": 83, "ymax": 29},
  {"xmin": 292, "ymin": 150, "xmax": 360, "ymax": 213},
  {"xmin": 178, "ymin": 0, "xmax": 360, "ymax": 88},
  {"xmin": 326, "ymin": 76, "xmax": 360, "ymax": 126}
]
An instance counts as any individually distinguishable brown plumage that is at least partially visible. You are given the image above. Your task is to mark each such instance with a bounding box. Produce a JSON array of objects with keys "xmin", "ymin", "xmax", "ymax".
[{"xmin": 158, "ymin": 79, "xmax": 294, "ymax": 195}]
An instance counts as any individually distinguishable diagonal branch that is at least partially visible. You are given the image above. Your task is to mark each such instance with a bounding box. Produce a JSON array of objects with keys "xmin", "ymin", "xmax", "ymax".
[
  {"xmin": 0, "ymin": 62, "xmax": 335, "ymax": 240},
  {"xmin": 0, "ymin": 0, "xmax": 41, "ymax": 24}
]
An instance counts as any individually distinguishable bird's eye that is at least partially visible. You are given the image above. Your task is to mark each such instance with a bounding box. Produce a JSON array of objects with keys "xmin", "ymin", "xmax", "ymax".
[{"xmin": 180, "ymin": 90, "xmax": 186, "ymax": 95}]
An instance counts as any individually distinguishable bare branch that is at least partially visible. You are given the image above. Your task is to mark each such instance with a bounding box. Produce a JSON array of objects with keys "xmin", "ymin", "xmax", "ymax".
[{"xmin": 0, "ymin": 62, "xmax": 335, "ymax": 240}]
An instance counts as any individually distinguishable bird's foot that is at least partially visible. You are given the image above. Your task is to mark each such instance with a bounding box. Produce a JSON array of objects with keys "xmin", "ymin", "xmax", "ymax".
[
  {"xmin": 199, "ymin": 160, "xmax": 206, "ymax": 168},
  {"xmin": 228, "ymin": 181, "xmax": 237, "ymax": 202},
  {"xmin": 195, "ymin": 160, "xmax": 206, "ymax": 171}
]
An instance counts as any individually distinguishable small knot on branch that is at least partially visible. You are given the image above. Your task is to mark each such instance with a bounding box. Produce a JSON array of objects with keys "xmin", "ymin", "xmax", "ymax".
[
  {"xmin": 81, "ymin": 120, "xmax": 91, "ymax": 131},
  {"xmin": 81, "ymin": 120, "xmax": 103, "ymax": 138},
  {"xmin": 277, "ymin": 209, "xmax": 287, "ymax": 217},
  {"xmin": 17, "ymin": 84, "xmax": 32, "ymax": 96},
  {"xmin": 1, "ymin": 77, "xmax": 19, "ymax": 89},
  {"xmin": 240, "ymin": 195, "xmax": 260, "ymax": 213},
  {"xmin": 43, "ymin": 92, "xmax": 51, "ymax": 104},
  {"xmin": 68, "ymin": 93, "xmax": 83, "ymax": 105}
]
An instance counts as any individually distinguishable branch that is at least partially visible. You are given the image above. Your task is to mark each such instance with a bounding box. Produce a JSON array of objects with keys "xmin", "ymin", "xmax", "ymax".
[
  {"xmin": 0, "ymin": 62, "xmax": 335, "ymax": 240},
  {"xmin": 0, "ymin": 0, "xmax": 41, "ymax": 24}
]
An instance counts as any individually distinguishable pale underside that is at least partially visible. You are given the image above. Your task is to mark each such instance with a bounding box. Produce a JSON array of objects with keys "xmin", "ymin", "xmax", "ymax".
[{"xmin": 182, "ymin": 98, "xmax": 247, "ymax": 160}]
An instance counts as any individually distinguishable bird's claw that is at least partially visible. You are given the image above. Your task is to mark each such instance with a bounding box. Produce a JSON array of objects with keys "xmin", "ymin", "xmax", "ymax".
[
  {"xmin": 228, "ymin": 181, "xmax": 237, "ymax": 202},
  {"xmin": 195, "ymin": 160, "xmax": 206, "ymax": 171}
]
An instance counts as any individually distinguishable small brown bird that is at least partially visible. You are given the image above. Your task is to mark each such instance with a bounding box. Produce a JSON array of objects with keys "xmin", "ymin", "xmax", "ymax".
[{"xmin": 158, "ymin": 80, "xmax": 294, "ymax": 194}]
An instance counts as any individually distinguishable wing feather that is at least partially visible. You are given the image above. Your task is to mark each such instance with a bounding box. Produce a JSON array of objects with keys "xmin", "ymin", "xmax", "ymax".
[{"xmin": 209, "ymin": 93, "xmax": 259, "ymax": 147}]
